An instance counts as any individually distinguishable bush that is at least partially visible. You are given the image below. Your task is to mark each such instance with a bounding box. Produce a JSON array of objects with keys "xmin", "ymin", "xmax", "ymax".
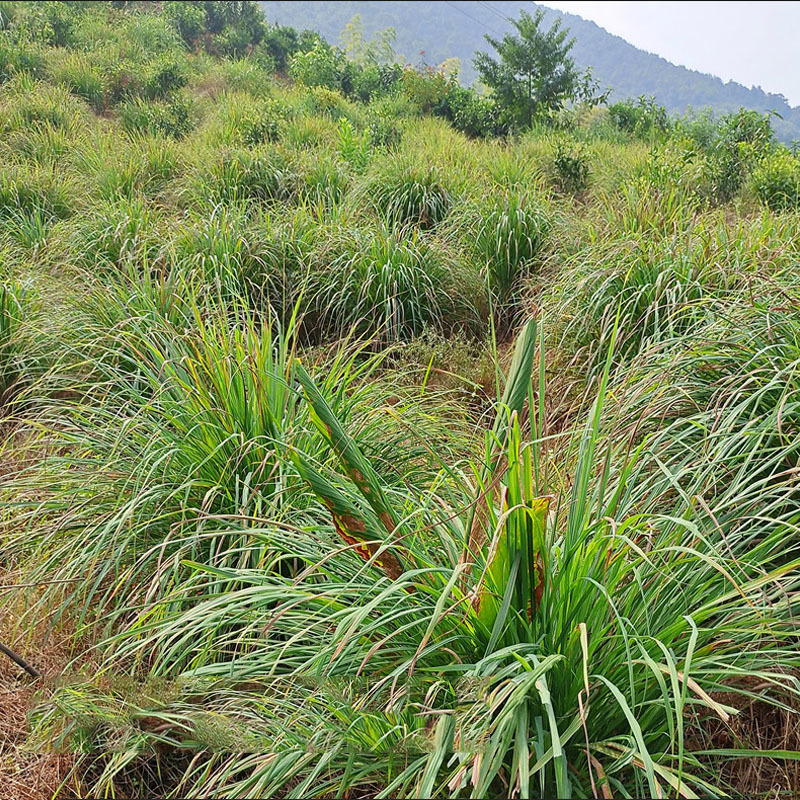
[
  {"xmin": 261, "ymin": 24, "xmax": 301, "ymax": 72},
  {"xmin": 751, "ymin": 150, "xmax": 800, "ymax": 211},
  {"xmin": 141, "ymin": 53, "xmax": 188, "ymax": 100},
  {"xmin": 163, "ymin": 0, "xmax": 206, "ymax": 48},
  {"xmin": 551, "ymin": 142, "xmax": 590, "ymax": 193},
  {"xmin": 704, "ymin": 109, "xmax": 774, "ymax": 203},
  {"xmin": 11, "ymin": 1, "xmax": 82, "ymax": 48},
  {"xmin": 337, "ymin": 116, "xmax": 370, "ymax": 171},
  {"xmin": 400, "ymin": 65, "xmax": 451, "ymax": 114},
  {"xmin": 345, "ymin": 62, "xmax": 403, "ymax": 103},
  {"xmin": 608, "ymin": 96, "xmax": 669, "ymax": 137},
  {"xmin": 447, "ymin": 85, "xmax": 502, "ymax": 138},
  {"xmin": 365, "ymin": 94, "xmax": 414, "ymax": 148},
  {"xmin": 289, "ymin": 39, "xmax": 344, "ymax": 91}
]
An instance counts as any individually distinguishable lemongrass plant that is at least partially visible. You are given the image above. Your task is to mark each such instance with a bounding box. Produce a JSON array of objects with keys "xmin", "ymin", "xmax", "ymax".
[
  {"xmin": 30, "ymin": 319, "xmax": 800, "ymax": 798},
  {"xmin": 4, "ymin": 285, "xmax": 469, "ymax": 639}
]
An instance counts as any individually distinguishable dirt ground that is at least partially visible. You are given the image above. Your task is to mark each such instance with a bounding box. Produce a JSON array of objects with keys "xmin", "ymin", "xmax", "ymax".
[{"xmin": 0, "ymin": 573, "xmax": 80, "ymax": 800}]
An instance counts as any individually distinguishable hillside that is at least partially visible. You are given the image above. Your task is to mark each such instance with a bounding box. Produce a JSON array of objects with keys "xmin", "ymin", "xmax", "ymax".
[
  {"xmin": 2, "ymin": 3, "xmax": 800, "ymax": 799},
  {"xmin": 260, "ymin": 0, "xmax": 800, "ymax": 141}
]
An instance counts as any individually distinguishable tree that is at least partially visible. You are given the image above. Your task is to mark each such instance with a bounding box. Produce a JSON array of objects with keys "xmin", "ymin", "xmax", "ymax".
[
  {"xmin": 289, "ymin": 38, "xmax": 345, "ymax": 90},
  {"xmin": 474, "ymin": 9, "xmax": 579, "ymax": 129},
  {"xmin": 339, "ymin": 14, "xmax": 397, "ymax": 67}
]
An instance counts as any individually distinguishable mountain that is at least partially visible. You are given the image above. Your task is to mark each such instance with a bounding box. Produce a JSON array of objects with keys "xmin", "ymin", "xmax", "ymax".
[{"xmin": 259, "ymin": 1, "xmax": 800, "ymax": 142}]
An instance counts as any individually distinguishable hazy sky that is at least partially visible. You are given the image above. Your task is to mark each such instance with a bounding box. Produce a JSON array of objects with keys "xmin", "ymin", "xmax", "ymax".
[{"xmin": 543, "ymin": 2, "xmax": 800, "ymax": 107}]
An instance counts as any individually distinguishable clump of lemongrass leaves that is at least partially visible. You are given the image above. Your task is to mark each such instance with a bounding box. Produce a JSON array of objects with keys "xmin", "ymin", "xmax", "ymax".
[{"xmin": 25, "ymin": 318, "xmax": 800, "ymax": 799}]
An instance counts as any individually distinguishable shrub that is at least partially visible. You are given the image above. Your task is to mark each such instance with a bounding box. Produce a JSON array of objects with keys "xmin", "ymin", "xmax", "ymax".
[
  {"xmin": 751, "ymin": 150, "xmax": 800, "ymax": 211},
  {"xmin": 163, "ymin": 0, "xmax": 206, "ymax": 48},
  {"xmin": 400, "ymin": 65, "xmax": 451, "ymax": 114},
  {"xmin": 608, "ymin": 96, "xmax": 669, "ymax": 137},
  {"xmin": 550, "ymin": 142, "xmax": 590, "ymax": 193},
  {"xmin": 141, "ymin": 53, "xmax": 188, "ymax": 100},
  {"xmin": 337, "ymin": 116, "xmax": 370, "ymax": 171},
  {"xmin": 289, "ymin": 39, "xmax": 344, "ymax": 91},
  {"xmin": 447, "ymin": 85, "xmax": 502, "ymax": 138},
  {"xmin": 11, "ymin": 1, "xmax": 82, "ymax": 48},
  {"xmin": 261, "ymin": 24, "xmax": 301, "ymax": 72},
  {"xmin": 365, "ymin": 94, "xmax": 414, "ymax": 148},
  {"xmin": 365, "ymin": 159, "xmax": 451, "ymax": 229},
  {"xmin": 703, "ymin": 109, "xmax": 775, "ymax": 203},
  {"xmin": 347, "ymin": 62, "xmax": 402, "ymax": 103}
]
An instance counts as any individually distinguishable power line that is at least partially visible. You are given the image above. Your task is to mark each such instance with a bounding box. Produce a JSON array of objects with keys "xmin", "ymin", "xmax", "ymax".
[
  {"xmin": 476, "ymin": 0, "xmax": 512, "ymax": 24},
  {"xmin": 442, "ymin": 1, "xmax": 504, "ymax": 39}
]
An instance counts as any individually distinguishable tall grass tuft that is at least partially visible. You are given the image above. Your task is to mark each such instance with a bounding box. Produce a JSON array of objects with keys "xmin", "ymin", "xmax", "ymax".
[
  {"xmin": 189, "ymin": 146, "xmax": 295, "ymax": 208},
  {"xmin": 364, "ymin": 157, "xmax": 452, "ymax": 229},
  {"xmin": 310, "ymin": 223, "xmax": 482, "ymax": 342},
  {"xmin": 0, "ymin": 279, "xmax": 29, "ymax": 403},
  {"xmin": 472, "ymin": 190, "xmax": 551, "ymax": 311}
]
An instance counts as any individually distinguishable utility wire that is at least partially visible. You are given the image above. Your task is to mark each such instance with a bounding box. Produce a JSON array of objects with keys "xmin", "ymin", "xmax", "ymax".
[
  {"xmin": 476, "ymin": 0, "xmax": 512, "ymax": 24},
  {"xmin": 442, "ymin": 0, "xmax": 505, "ymax": 39}
]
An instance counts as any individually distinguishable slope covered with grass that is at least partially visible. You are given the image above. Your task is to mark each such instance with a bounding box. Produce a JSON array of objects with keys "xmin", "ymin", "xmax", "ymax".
[{"xmin": 0, "ymin": 2, "xmax": 799, "ymax": 798}]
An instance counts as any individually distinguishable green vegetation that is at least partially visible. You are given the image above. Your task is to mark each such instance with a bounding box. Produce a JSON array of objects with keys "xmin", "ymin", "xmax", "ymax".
[
  {"xmin": 261, "ymin": 1, "xmax": 800, "ymax": 143},
  {"xmin": 0, "ymin": 3, "xmax": 799, "ymax": 800},
  {"xmin": 474, "ymin": 9, "xmax": 582, "ymax": 128}
]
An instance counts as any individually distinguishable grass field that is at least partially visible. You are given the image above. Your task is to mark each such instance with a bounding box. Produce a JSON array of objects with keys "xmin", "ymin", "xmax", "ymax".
[{"xmin": 1, "ymin": 2, "xmax": 799, "ymax": 798}]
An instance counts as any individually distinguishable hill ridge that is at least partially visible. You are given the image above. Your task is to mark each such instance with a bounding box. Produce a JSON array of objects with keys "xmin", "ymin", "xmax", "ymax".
[{"xmin": 259, "ymin": 0, "xmax": 800, "ymax": 141}]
